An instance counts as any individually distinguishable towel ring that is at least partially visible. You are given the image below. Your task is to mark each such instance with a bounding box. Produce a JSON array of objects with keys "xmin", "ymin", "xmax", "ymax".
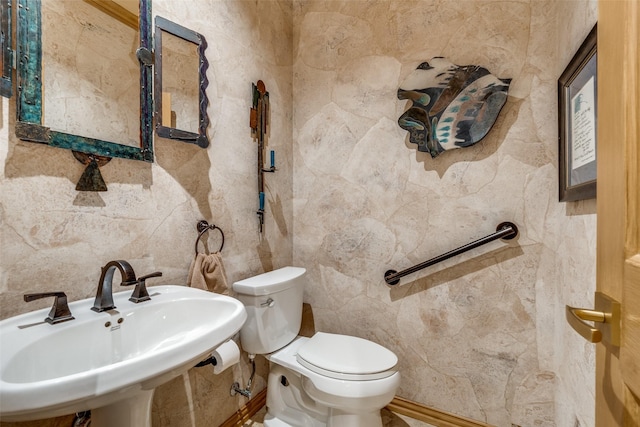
[{"xmin": 195, "ymin": 220, "xmax": 225, "ymax": 255}]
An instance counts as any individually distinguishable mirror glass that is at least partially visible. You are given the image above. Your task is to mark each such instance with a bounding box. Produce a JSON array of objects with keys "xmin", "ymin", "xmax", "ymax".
[
  {"xmin": 16, "ymin": 0, "xmax": 153, "ymax": 162},
  {"xmin": 0, "ymin": 0, "xmax": 12, "ymax": 97},
  {"xmin": 154, "ymin": 16, "xmax": 209, "ymax": 148},
  {"xmin": 160, "ymin": 31, "xmax": 199, "ymax": 133},
  {"xmin": 42, "ymin": 1, "xmax": 138, "ymax": 146}
]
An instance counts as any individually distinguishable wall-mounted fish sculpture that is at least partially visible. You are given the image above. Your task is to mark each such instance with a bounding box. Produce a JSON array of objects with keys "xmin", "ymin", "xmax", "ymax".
[{"xmin": 397, "ymin": 57, "xmax": 511, "ymax": 158}]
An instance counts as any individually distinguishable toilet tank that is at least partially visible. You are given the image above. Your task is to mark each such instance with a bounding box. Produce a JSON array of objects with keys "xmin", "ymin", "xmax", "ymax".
[{"xmin": 232, "ymin": 267, "xmax": 305, "ymax": 355}]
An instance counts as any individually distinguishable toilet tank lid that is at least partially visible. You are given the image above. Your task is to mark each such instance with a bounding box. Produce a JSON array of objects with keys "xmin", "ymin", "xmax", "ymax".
[{"xmin": 232, "ymin": 266, "xmax": 306, "ymax": 296}]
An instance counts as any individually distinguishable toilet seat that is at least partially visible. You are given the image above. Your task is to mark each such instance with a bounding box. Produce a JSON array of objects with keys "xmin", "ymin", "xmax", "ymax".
[
  {"xmin": 269, "ymin": 336, "xmax": 400, "ymax": 403},
  {"xmin": 296, "ymin": 332, "xmax": 397, "ymax": 381}
]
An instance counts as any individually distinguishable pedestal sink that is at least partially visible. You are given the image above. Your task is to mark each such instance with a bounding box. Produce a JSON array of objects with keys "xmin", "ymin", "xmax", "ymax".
[{"xmin": 0, "ymin": 285, "xmax": 247, "ymax": 426}]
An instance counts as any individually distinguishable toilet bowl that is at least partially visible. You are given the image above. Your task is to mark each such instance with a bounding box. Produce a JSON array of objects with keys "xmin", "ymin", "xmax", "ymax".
[
  {"xmin": 266, "ymin": 335, "xmax": 400, "ymax": 427},
  {"xmin": 232, "ymin": 267, "xmax": 400, "ymax": 427}
]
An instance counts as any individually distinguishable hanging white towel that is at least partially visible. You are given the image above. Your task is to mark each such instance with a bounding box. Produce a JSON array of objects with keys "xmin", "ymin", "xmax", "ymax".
[{"xmin": 187, "ymin": 252, "xmax": 230, "ymax": 295}]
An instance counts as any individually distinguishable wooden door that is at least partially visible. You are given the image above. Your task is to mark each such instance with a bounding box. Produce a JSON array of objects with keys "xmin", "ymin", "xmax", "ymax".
[{"xmin": 596, "ymin": 0, "xmax": 640, "ymax": 424}]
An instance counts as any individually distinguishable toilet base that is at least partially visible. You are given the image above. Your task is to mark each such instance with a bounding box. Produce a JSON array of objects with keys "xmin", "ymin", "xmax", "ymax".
[
  {"xmin": 263, "ymin": 410, "xmax": 382, "ymax": 427},
  {"xmin": 263, "ymin": 413, "xmax": 295, "ymax": 427},
  {"xmin": 326, "ymin": 408, "xmax": 383, "ymax": 427},
  {"xmin": 265, "ymin": 364, "xmax": 327, "ymax": 427},
  {"xmin": 264, "ymin": 355, "xmax": 388, "ymax": 427},
  {"xmin": 264, "ymin": 411, "xmax": 382, "ymax": 427}
]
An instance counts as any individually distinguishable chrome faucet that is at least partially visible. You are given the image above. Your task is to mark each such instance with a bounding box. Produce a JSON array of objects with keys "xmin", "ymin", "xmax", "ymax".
[{"xmin": 91, "ymin": 260, "xmax": 137, "ymax": 312}]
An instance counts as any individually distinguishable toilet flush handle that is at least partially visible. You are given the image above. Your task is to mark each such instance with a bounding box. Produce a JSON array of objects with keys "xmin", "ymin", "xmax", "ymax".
[{"xmin": 261, "ymin": 298, "xmax": 275, "ymax": 308}]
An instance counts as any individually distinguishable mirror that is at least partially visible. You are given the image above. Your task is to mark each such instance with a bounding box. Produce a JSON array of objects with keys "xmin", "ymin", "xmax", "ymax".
[
  {"xmin": 0, "ymin": 0, "xmax": 12, "ymax": 98},
  {"xmin": 154, "ymin": 16, "xmax": 209, "ymax": 148},
  {"xmin": 15, "ymin": 0, "xmax": 153, "ymax": 162}
]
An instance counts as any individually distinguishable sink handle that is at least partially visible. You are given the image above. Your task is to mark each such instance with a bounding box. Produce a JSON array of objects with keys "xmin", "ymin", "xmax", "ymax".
[
  {"xmin": 126, "ymin": 271, "xmax": 162, "ymax": 303},
  {"xmin": 24, "ymin": 292, "xmax": 75, "ymax": 324}
]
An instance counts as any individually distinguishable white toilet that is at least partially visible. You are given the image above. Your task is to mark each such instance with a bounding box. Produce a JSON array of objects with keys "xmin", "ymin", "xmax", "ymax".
[{"xmin": 232, "ymin": 266, "xmax": 400, "ymax": 427}]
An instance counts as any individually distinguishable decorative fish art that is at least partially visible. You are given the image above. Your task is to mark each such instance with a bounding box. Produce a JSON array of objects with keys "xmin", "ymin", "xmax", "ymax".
[{"xmin": 397, "ymin": 57, "xmax": 511, "ymax": 158}]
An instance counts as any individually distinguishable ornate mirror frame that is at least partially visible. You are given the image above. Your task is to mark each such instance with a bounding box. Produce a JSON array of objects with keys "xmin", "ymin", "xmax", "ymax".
[
  {"xmin": 15, "ymin": 0, "xmax": 154, "ymax": 162},
  {"xmin": 154, "ymin": 16, "xmax": 209, "ymax": 148}
]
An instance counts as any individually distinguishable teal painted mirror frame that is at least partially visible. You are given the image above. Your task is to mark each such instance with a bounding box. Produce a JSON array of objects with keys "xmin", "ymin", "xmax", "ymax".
[{"xmin": 15, "ymin": 0, "xmax": 154, "ymax": 162}]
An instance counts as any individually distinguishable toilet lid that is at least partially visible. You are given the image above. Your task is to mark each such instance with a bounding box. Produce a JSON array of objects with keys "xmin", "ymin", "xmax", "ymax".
[{"xmin": 296, "ymin": 332, "xmax": 397, "ymax": 381}]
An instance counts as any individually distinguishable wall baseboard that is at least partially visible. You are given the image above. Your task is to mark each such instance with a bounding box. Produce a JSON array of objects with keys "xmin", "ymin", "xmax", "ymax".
[
  {"xmin": 386, "ymin": 396, "xmax": 494, "ymax": 427},
  {"xmin": 218, "ymin": 389, "xmax": 492, "ymax": 427},
  {"xmin": 219, "ymin": 388, "xmax": 267, "ymax": 427}
]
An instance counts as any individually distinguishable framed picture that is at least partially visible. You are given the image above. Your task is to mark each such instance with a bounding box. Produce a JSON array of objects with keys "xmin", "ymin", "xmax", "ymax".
[{"xmin": 558, "ymin": 24, "xmax": 597, "ymax": 202}]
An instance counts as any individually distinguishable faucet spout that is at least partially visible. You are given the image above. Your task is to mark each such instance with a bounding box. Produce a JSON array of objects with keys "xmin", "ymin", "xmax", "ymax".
[{"xmin": 92, "ymin": 260, "xmax": 137, "ymax": 312}]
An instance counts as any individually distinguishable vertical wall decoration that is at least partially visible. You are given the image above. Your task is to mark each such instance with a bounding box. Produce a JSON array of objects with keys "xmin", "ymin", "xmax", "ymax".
[
  {"xmin": 250, "ymin": 80, "xmax": 276, "ymax": 233},
  {"xmin": 397, "ymin": 57, "xmax": 511, "ymax": 158}
]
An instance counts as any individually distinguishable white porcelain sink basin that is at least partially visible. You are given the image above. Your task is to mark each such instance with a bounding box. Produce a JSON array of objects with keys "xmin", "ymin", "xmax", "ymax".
[{"xmin": 0, "ymin": 285, "xmax": 246, "ymax": 424}]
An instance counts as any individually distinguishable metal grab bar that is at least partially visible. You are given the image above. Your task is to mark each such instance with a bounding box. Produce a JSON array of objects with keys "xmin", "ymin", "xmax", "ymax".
[{"xmin": 384, "ymin": 222, "xmax": 518, "ymax": 286}]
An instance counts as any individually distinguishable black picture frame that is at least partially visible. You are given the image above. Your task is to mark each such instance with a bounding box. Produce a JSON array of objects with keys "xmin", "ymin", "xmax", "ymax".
[{"xmin": 558, "ymin": 24, "xmax": 597, "ymax": 202}]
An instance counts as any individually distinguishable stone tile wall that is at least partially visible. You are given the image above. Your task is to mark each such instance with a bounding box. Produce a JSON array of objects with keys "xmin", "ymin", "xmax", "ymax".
[
  {"xmin": 0, "ymin": 1, "xmax": 292, "ymax": 426},
  {"xmin": 292, "ymin": 1, "xmax": 597, "ymax": 426}
]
